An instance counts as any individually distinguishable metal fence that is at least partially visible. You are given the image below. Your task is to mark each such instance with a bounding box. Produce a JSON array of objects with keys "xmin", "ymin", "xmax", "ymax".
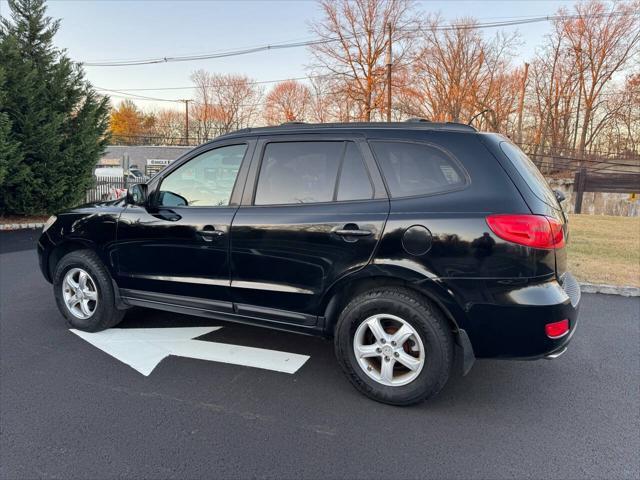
[{"xmin": 86, "ymin": 176, "xmax": 146, "ymax": 203}]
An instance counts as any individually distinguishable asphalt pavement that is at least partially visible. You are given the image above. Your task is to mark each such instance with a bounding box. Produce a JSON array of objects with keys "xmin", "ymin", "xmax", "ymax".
[{"xmin": 1, "ymin": 229, "xmax": 639, "ymax": 479}]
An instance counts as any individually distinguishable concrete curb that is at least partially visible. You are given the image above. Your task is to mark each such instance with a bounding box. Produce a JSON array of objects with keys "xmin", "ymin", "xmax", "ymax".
[
  {"xmin": 579, "ymin": 282, "xmax": 639, "ymax": 297},
  {"xmin": 0, "ymin": 223, "xmax": 44, "ymax": 231}
]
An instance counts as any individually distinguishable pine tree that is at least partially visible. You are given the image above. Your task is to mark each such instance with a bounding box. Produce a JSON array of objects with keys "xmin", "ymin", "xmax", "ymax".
[
  {"xmin": 0, "ymin": 0, "xmax": 110, "ymax": 215},
  {"xmin": 0, "ymin": 67, "xmax": 21, "ymax": 189}
]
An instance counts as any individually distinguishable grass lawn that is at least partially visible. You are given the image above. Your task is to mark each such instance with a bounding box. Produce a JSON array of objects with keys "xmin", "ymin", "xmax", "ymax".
[{"xmin": 568, "ymin": 214, "xmax": 640, "ymax": 287}]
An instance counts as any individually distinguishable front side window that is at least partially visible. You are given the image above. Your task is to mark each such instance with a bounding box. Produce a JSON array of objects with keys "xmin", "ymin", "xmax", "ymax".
[
  {"xmin": 370, "ymin": 141, "xmax": 467, "ymax": 198},
  {"xmin": 254, "ymin": 142, "xmax": 344, "ymax": 205},
  {"xmin": 158, "ymin": 144, "xmax": 247, "ymax": 207}
]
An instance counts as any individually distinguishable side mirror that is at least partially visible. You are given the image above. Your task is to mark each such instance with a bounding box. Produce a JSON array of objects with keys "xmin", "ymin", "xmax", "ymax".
[
  {"xmin": 554, "ymin": 189, "xmax": 566, "ymax": 203},
  {"xmin": 126, "ymin": 183, "xmax": 148, "ymax": 206}
]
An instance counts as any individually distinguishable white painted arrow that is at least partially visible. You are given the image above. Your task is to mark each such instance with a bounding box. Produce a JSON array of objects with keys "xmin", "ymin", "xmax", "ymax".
[{"xmin": 70, "ymin": 327, "xmax": 310, "ymax": 376}]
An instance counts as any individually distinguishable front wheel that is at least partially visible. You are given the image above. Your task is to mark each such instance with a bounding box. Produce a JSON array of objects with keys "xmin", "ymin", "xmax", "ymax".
[
  {"xmin": 53, "ymin": 250, "xmax": 125, "ymax": 332},
  {"xmin": 334, "ymin": 287, "xmax": 454, "ymax": 406}
]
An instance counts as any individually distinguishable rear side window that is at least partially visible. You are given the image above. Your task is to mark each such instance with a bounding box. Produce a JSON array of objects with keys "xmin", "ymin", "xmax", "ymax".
[
  {"xmin": 255, "ymin": 142, "xmax": 343, "ymax": 205},
  {"xmin": 499, "ymin": 142, "xmax": 559, "ymax": 209},
  {"xmin": 337, "ymin": 143, "xmax": 373, "ymax": 201},
  {"xmin": 254, "ymin": 141, "xmax": 373, "ymax": 205},
  {"xmin": 370, "ymin": 141, "xmax": 467, "ymax": 198}
]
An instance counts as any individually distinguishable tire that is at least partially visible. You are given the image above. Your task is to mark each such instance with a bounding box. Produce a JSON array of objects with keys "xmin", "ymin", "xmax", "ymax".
[
  {"xmin": 334, "ymin": 287, "xmax": 454, "ymax": 406},
  {"xmin": 53, "ymin": 249, "xmax": 125, "ymax": 332}
]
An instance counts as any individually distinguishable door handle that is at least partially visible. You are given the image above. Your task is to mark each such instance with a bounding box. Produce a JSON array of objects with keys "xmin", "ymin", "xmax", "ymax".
[
  {"xmin": 152, "ymin": 209, "xmax": 181, "ymax": 222},
  {"xmin": 333, "ymin": 224, "xmax": 373, "ymax": 240},
  {"xmin": 197, "ymin": 225, "xmax": 224, "ymax": 241},
  {"xmin": 334, "ymin": 229, "xmax": 373, "ymax": 237}
]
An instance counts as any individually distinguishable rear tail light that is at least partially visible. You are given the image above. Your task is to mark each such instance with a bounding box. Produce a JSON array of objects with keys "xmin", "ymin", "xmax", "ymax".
[
  {"xmin": 545, "ymin": 319, "xmax": 569, "ymax": 339},
  {"xmin": 486, "ymin": 214, "xmax": 565, "ymax": 249}
]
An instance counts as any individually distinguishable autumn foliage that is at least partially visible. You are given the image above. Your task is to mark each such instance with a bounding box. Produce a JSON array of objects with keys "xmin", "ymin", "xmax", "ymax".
[{"xmin": 109, "ymin": 100, "xmax": 155, "ymax": 142}]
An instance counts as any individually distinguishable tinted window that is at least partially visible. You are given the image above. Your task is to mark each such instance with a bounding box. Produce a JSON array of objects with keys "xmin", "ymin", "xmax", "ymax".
[
  {"xmin": 337, "ymin": 143, "xmax": 373, "ymax": 201},
  {"xmin": 371, "ymin": 141, "xmax": 466, "ymax": 198},
  {"xmin": 255, "ymin": 142, "xmax": 343, "ymax": 205},
  {"xmin": 159, "ymin": 144, "xmax": 246, "ymax": 207},
  {"xmin": 499, "ymin": 141, "xmax": 560, "ymax": 209}
]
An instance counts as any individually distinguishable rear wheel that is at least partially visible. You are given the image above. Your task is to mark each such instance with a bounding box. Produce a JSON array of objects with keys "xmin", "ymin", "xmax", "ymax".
[
  {"xmin": 334, "ymin": 287, "xmax": 454, "ymax": 406},
  {"xmin": 53, "ymin": 250, "xmax": 125, "ymax": 331}
]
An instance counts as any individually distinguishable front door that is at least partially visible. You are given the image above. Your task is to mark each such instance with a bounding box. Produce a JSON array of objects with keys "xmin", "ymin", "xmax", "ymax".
[
  {"xmin": 114, "ymin": 141, "xmax": 254, "ymax": 305},
  {"xmin": 229, "ymin": 137, "xmax": 389, "ymax": 326}
]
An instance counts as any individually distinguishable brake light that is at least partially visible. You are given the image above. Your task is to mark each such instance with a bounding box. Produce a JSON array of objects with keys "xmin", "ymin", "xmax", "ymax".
[
  {"xmin": 486, "ymin": 214, "xmax": 565, "ymax": 249},
  {"xmin": 545, "ymin": 319, "xmax": 569, "ymax": 339}
]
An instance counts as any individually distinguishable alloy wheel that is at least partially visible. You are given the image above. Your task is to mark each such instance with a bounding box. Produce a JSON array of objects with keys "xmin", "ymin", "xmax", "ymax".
[
  {"xmin": 353, "ymin": 314, "xmax": 425, "ymax": 386},
  {"xmin": 62, "ymin": 268, "xmax": 98, "ymax": 320}
]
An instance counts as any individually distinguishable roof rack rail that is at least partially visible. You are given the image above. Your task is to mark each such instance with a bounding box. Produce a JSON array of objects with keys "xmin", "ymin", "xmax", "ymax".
[
  {"xmin": 280, "ymin": 121, "xmax": 307, "ymax": 125},
  {"xmin": 405, "ymin": 118, "xmax": 431, "ymax": 123}
]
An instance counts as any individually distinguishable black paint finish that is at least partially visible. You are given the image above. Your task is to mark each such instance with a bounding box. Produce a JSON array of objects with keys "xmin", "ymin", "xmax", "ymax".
[{"xmin": 38, "ymin": 122, "xmax": 579, "ymax": 359}]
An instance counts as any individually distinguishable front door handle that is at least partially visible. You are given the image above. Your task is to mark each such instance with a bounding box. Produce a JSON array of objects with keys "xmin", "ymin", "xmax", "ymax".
[
  {"xmin": 152, "ymin": 209, "xmax": 181, "ymax": 222},
  {"xmin": 197, "ymin": 225, "xmax": 224, "ymax": 241}
]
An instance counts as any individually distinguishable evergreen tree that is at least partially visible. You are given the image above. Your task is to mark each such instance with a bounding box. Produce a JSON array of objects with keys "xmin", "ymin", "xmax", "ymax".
[
  {"xmin": 0, "ymin": 67, "xmax": 21, "ymax": 188},
  {"xmin": 0, "ymin": 0, "xmax": 110, "ymax": 215}
]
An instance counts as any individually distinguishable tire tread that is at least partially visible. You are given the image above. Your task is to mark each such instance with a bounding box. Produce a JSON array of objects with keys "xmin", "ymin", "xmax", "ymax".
[
  {"xmin": 334, "ymin": 287, "xmax": 453, "ymax": 406},
  {"xmin": 53, "ymin": 249, "xmax": 124, "ymax": 331}
]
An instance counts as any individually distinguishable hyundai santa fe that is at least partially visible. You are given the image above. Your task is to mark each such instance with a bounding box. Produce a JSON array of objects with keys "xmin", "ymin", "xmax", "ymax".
[{"xmin": 38, "ymin": 121, "xmax": 581, "ymax": 405}]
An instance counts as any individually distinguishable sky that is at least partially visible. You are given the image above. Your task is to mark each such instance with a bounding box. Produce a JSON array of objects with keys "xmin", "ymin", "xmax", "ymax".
[{"xmin": 0, "ymin": 0, "xmax": 593, "ymax": 110}]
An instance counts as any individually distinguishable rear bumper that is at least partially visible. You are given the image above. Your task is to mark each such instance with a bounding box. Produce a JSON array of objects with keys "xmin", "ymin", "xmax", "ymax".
[
  {"xmin": 450, "ymin": 273, "xmax": 580, "ymax": 359},
  {"xmin": 544, "ymin": 345, "xmax": 568, "ymax": 360}
]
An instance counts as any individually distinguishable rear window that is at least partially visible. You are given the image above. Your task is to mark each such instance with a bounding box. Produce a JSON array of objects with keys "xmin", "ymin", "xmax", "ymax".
[
  {"xmin": 499, "ymin": 142, "xmax": 559, "ymax": 209},
  {"xmin": 370, "ymin": 141, "xmax": 467, "ymax": 198}
]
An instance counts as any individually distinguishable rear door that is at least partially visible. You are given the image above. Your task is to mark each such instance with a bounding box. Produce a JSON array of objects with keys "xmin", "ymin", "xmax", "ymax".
[{"xmin": 229, "ymin": 134, "xmax": 389, "ymax": 325}]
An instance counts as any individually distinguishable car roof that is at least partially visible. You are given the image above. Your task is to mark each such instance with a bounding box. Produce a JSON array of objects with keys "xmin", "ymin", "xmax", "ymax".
[{"xmin": 214, "ymin": 120, "xmax": 477, "ymax": 142}]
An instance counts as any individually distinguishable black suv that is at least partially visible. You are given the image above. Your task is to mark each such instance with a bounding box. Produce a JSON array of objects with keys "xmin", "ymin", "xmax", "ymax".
[{"xmin": 38, "ymin": 121, "xmax": 580, "ymax": 405}]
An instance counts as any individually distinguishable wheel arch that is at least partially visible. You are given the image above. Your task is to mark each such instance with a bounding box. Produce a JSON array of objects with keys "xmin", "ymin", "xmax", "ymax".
[
  {"xmin": 320, "ymin": 265, "xmax": 468, "ymax": 338},
  {"xmin": 47, "ymin": 239, "xmax": 97, "ymax": 281}
]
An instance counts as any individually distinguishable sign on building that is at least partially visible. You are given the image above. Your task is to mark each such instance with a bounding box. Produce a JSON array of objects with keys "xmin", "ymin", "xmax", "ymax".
[
  {"xmin": 99, "ymin": 158, "xmax": 121, "ymax": 167},
  {"xmin": 146, "ymin": 158, "xmax": 175, "ymax": 176}
]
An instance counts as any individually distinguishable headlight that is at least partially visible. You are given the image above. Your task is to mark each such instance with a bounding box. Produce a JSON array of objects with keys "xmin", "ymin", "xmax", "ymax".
[{"xmin": 42, "ymin": 215, "xmax": 57, "ymax": 233}]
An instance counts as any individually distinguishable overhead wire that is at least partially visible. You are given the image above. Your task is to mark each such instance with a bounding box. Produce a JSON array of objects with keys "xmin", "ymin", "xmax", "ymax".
[{"xmin": 82, "ymin": 11, "xmax": 636, "ymax": 67}]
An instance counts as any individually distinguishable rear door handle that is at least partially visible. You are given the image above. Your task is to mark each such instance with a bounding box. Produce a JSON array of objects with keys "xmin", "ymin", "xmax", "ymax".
[
  {"xmin": 197, "ymin": 225, "xmax": 224, "ymax": 241},
  {"xmin": 334, "ymin": 229, "xmax": 372, "ymax": 237}
]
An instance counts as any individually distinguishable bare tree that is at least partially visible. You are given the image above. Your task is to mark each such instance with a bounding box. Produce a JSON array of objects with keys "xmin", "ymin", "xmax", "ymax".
[
  {"xmin": 190, "ymin": 70, "xmax": 263, "ymax": 138},
  {"xmin": 404, "ymin": 16, "xmax": 520, "ymax": 127},
  {"xmin": 307, "ymin": 75, "xmax": 333, "ymax": 123},
  {"xmin": 560, "ymin": 0, "xmax": 640, "ymax": 156},
  {"xmin": 263, "ymin": 80, "xmax": 311, "ymax": 124},
  {"xmin": 150, "ymin": 108, "xmax": 185, "ymax": 145},
  {"xmin": 309, "ymin": 0, "xmax": 417, "ymax": 121}
]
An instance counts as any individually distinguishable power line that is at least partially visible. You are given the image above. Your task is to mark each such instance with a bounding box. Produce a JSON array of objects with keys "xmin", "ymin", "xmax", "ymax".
[
  {"xmin": 96, "ymin": 74, "xmax": 332, "ymax": 92},
  {"xmin": 82, "ymin": 11, "xmax": 636, "ymax": 67},
  {"xmin": 95, "ymin": 87, "xmax": 186, "ymax": 103},
  {"xmin": 100, "ymin": 87, "xmax": 270, "ymax": 109}
]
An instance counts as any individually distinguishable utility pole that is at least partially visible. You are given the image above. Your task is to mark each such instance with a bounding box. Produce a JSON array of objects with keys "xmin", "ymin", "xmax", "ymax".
[
  {"xmin": 386, "ymin": 22, "xmax": 392, "ymax": 122},
  {"xmin": 181, "ymin": 99, "xmax": 191, "ymax": 145},
  {"xmin": 516, "ymin": 62, "xmax": 529, "ymax": 145}
]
